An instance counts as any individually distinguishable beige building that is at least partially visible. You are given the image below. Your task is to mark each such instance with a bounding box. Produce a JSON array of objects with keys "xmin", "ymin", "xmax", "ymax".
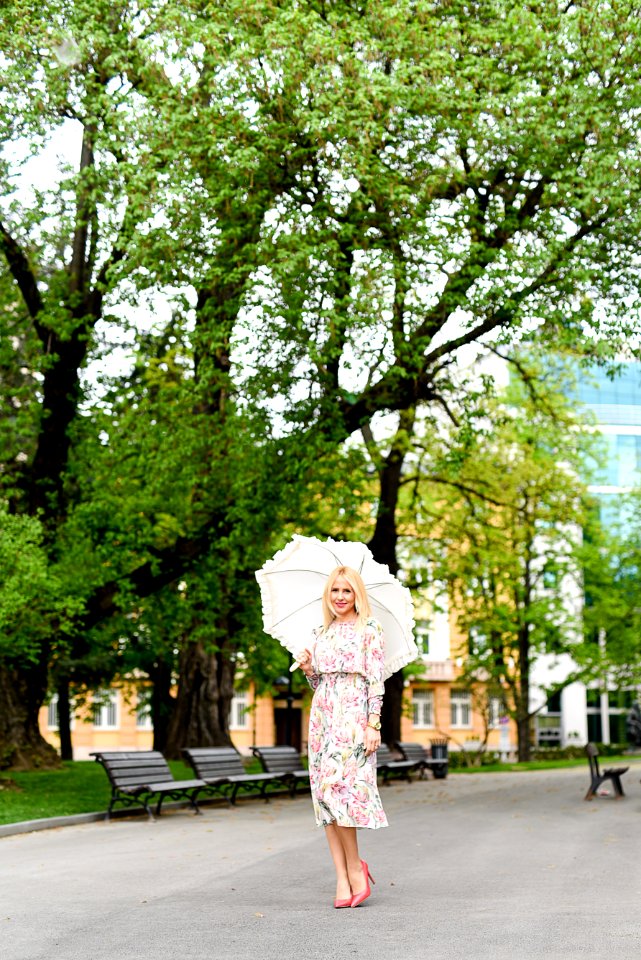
[
  {"xmin": 39, "ymin": 684, "xmax": 311, "ymax": 760},
  {"xmin": 40, "ymin": 580, "xmax": 516, "ymax": 761},
  {"xmin": 40, "ymin": 666, "xmax": 515, "ymax": 762}
]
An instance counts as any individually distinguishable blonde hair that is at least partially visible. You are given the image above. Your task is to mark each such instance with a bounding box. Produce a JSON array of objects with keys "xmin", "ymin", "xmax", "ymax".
[{"xmin": 321, "ymin": 566, "xmax": 371, "ymax": 631}]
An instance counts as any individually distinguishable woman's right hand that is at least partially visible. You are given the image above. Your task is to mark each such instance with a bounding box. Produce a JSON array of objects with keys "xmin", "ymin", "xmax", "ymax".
[{"xmin": 296, "ymin": 648, "xmax": 313, "ymax": 676}]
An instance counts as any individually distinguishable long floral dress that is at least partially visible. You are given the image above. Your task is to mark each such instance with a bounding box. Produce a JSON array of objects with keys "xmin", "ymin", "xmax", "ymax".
[{"xmin": 306, "ymin": 617, "xmax": 388, "ymax": 829}]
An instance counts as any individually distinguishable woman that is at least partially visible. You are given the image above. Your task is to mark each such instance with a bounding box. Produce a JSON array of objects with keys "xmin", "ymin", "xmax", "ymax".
[{"xmin": 297, "ymin": 565, "xmax": 388, "ymax": 909}]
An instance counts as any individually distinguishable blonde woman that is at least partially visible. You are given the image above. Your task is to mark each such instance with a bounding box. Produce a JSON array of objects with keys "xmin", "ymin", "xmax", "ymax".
[{"xmin": 297, "ymin": 565, "xmax": 387, "ymax": 908}]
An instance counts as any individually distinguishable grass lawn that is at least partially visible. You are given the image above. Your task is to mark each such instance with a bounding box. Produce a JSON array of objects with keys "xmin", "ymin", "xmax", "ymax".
[
  {"xmin": 2, "ymin": 755, "xmax": 639, "ymax": 827},
  {"xmin": 449, "ymin": 756, "xmax": 639, "ymax": 774},
  {"xmin": 0, "ymin": 759, "xmax": 195, "ymax": 826}
]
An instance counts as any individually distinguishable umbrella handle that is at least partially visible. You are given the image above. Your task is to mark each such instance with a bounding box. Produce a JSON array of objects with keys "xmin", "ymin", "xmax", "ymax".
[{"xmin": 289, "ymin": 649, "xmax": 309, "ymax": 672}]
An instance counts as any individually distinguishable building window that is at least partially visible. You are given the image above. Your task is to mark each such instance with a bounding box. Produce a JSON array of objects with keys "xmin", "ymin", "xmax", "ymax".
[
  {"xmin": 135, "ymin": 693, "xmax": 153, "ymax": 730},
  {"xmin": 92, "ymin": 690, "xmax": 118, "ymax": 729},
  {"xmin": 535, "ymin": 692, "xmax": 562, "ymax": 745},
  {"xmin": 608, "ymin": 435, "xmax": 641, "ymax": 487},
  {"xmin": 586, "ymin": 688, "xmax": 638, "ymax": 745},
  {"xmin": 451, "ymin": 690, "xmax": 472, "ymax": 728},
  {"xmin": 47, "ymin": 695, "xmax": 59, "ymax": 730},
  {"xmin": 47, "ymin": 694, "xmax": 75, "ymax": 731},
  {"xmin": 412, "ymin": 689, "xmax": 434, "ymax": 728},
  {"xmin": 488, "ymin": 697, "xmax": 506, "ymax": 729},
  {"xmin": 608, "ymin": 689, "xmax": 637, "ymax": 743},
  {"xmin": 536, "ymin": 713, "xmax": 562, "ymax": 745},
  {"xmin": 414, "ymin": 620, "xmax": 430, "ymax": 656},
  {"xmin": 229, "ymin": 691, "xmax": 249, "ymax": 730}
]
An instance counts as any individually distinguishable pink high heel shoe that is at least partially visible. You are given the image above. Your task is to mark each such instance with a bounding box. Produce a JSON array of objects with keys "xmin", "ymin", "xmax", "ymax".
[
  {"xmin": 334, "ymin": 896, "xmax": 352, "ymax": 909},
  {"xmin": 350, "ymin": 859, "xmax": 375, "ymax": 908}
]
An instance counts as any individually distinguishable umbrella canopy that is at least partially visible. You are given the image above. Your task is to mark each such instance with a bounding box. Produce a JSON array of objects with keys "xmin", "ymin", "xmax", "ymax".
[{"xmin": 255, "ymin": 535, "xmax": 418, "ymax": 680}]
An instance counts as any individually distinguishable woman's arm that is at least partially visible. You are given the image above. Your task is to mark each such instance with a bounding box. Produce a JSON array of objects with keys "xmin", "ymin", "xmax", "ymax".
[
  {"xmin": 364, "ymin": 619, "xmax": 385, "ymax": 715},
  {"xmin": 296, "ymin": 647, "xmax": 320, "ymax": 689},
  {"xmin": 364, "ymin": 619, "xmax": 385, "ymax": 754}
]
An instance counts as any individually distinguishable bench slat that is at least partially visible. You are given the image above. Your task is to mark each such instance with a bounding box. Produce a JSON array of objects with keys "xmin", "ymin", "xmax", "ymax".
[
  {"xmin": 395, "ymin": 741, "xmax": 449, "ymax": 780},
  {"xmin": 251, "ymin": 746, "xmax": 310, "ymax": 797},
  {"xmin": 183, "ymin": 747, "xmax": 284, "ymax": 804},
  {"xmin": 90, "ymin": 750, "xmax": 206, "ymax": 820}
]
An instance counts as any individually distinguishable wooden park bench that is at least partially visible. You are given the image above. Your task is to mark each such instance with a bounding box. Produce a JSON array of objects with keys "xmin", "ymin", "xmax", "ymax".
[
  {"xmin": 90, "ymin": 750, "xmax": 206, "ymax": 820},
  {"xmin": 395, "ymin": 741, "xmax": 450, "ymax": 780},
  {"xmin": 251, "ymin": 745, "xmax": 310, "ymax": 797},
  {"xmin": 183, "ymin": 747, "xmax": 282, "ymax": 805},
  {"xmin": 584, "ymin": 743, "xmax": 629, "ymax": 801},
  {"xmin": 376, "ymin": 744, "xmax": 418, "ymax": 784}
]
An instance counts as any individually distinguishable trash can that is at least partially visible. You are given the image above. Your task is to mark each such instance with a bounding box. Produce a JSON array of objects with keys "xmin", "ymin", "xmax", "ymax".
[{"xmin": 430, "ymin": 738, "xmax": 449, "ymax": 779}]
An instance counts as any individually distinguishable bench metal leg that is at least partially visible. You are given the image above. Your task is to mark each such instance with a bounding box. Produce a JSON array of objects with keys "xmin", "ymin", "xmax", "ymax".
[
  {"xmin": 259, "ymin": 783, "xmax": 271, "ymax": 803},
  {"xmin": 611, "ymin": 775, "xmax": 625, "ymax": 798},
  {"xmin": 585, "ymin": 775, "xmax": 625, "ymax": 800},
  {"xmin": 584, "ymin": 777, "xmax": 602, "ymax": 800},
  {"xmin": 108, "ymin": 790, "xmax": 155, "ymax": 821}
]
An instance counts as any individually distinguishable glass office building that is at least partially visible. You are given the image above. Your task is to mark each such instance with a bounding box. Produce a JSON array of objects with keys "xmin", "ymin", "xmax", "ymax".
[
  {"xmin": 568, "ymin": 362, "xmax": 641, "ymax": 744},
  {"xmin": 578, "ymin": 363, "xmax": 641, "ymax": 533}
]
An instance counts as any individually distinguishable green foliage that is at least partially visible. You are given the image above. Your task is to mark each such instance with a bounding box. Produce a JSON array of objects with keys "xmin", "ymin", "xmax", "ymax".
[
  {"xmin": 407, "ymin": 366, "xmax": 599, "ymax": 748},
  {"xmin": 580, "ymin": 491, "xmax": 641, "ymax": 685},
  {"xmin": 3, "ymin": 0, "xmax": 641, "ymax": 761},
  {"xmin": 0, "ymin": 508, "xmax": 81, "ymax": 665}
]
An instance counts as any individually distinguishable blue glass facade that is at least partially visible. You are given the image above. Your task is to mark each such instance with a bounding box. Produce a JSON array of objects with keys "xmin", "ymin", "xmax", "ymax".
[
  {"xmin": 592, "ymin": 434, "xmax": 641, "ymax": 487},
  {"xmin": 577, "ymin": 364, "xmax": 641, "ymax": 416},
  {"xmin": 578, "ymin": 362, "xmax": 641, "ymax": 744},
  {"xmin": 577, "ymin": 363, "xmax": 641, "ymax": 528},
  {"xmin": 529, "ymin": 362, "xmax": 641, "ymax": 747}
]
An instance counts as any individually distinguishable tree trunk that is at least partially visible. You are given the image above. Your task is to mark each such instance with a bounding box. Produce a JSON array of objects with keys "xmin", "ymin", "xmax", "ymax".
[
  {"xmin": 516, "ymin": 623, "xmax": 532, "ymax": 761},
  {"xmin": 381, "ymin": 671, "xmax": 404, "ymax": 746},
  {"xmin": 516, "ymin": 712, "xmax": 532, "ymax": 762},
  {"xmin": 164, "ymin": 640, "xmax": 236, "ymax": 758},
  {"xmin": 366, "ymin": 408, "xmax": 416, "ymax": 747},
  {"xmin": 56, "ymin": 677, "xmax": 73, "ymax": 761},
  {"xmin": 149, "ymin": 658, "xmax": 175, "ymax": 754},
  {"xmin": 0, "ymin": 663, "xmax": 60, "ymax": 770}
]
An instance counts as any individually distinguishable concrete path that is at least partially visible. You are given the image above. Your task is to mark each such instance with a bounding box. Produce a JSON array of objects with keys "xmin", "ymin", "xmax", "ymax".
[{"xmin": 3, "ymin": 765, "xmax": 641, "ymax": 960}]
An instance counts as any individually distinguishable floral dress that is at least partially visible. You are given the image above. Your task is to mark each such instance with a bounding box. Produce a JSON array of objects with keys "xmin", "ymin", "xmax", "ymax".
[{"xmin": 306, "ymin": 617, "xmax": 388, "ymax": 829}]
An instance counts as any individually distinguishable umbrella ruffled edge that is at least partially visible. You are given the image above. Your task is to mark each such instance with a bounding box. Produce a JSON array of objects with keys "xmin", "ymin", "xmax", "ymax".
[
  {"xmin": 382, "ymin": 643, "xmax": 420, "ymax": 681},
  {"xmin": 380, "ymin": 583, "xmax": 419, "ymax": 680},
  {"xmin": 254, "ymin": 565, "xmax": 283, "ymax": 640},
  {"xmin": 254, "ymin": 536, "xmax": 310, "ymax": 641},
  {"xmin": 256, "ymin": 534, "xmax": 421, "ymax": 675},
  {"xmin": 254, "ymin": 533, "xmax": 344, "ymax": 640}
]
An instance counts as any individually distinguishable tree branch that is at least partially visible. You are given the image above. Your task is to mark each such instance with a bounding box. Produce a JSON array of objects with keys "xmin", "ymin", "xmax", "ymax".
[
  {"xmin": 0, "ymin": 220, "xmax": 43, "ymax": 320},
  {"xmin": 422, "ymin": 208, "xmax": 610, "ymax": 369}
]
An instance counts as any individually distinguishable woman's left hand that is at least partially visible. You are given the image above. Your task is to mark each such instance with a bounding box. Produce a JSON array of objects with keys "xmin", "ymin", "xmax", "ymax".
[{"xmin": 364, "ymin": 725, "xmax": 381, "ymax": 757}]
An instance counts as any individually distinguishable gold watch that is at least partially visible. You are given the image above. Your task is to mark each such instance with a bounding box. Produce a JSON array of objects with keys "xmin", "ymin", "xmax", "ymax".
[{"xmin": 367, "ymin": 719, "xmax": 382, "ymax": 731}]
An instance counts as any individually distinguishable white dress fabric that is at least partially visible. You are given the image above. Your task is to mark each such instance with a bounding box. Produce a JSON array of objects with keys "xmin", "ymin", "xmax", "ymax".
[{"xmin": 307, "ymin": 618, "xmax": 388, "ymax": 829}]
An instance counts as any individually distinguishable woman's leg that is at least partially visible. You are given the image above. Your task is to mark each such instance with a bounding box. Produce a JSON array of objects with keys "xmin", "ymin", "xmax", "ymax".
[
  {"xmin": 324, "ymin": 823, "xmax": 351, "ymax": 900},
  {"xmin": 334, "ymin": 825, "xmax": 366, "ymax": 894}
]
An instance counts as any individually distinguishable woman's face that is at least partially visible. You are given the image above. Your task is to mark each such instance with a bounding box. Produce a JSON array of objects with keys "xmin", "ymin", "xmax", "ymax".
[{"xmin": 330, "ymin": 574, "xmax": 356, "ymax": 620}]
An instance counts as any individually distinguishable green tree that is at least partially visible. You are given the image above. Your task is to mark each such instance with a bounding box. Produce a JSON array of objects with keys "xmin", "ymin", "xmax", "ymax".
[
  {"xmin": 0, "ymin": 509, "xmax": 81, "ymax": 766},
  {"xmin": 581, "ymin": 492, "xmax": 641, "ymax": 691},
  {"xmin": 414, "ymin": 378, "xmax": 597, "ymax": 760},
  {"xmin": 3, "ymin": 0, "xmax": 641, "ymax": 766}
]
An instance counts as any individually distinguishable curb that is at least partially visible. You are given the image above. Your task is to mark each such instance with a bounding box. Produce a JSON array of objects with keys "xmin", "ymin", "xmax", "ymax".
[
  {"xmin": 0, "ymin": 811, "xmax": 109, "ymax": 838},
  {"xmin": 0, "ymin": 788, "xmax": 300, "ymax": 839},
  {"xmin": 0, "ymin": 802, "xmax": 189, "ymax": 838}
]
